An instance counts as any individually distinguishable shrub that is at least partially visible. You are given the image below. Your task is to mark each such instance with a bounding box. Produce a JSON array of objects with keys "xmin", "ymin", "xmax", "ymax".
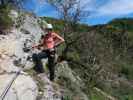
[{"xmin": 0, "ymin": 5, "xmax": 13, "ymax": 30}]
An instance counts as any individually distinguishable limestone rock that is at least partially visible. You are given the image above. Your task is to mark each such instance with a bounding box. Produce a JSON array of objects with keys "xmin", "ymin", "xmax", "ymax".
[
  {"xmin": 55, "ymin": 61, "xmax": 89, "ymax": 100},
  {"xmin": 0, "ymin": 74, "xmax": 38, "ymax": 100},
  {"xmin": 0, "ymin": 12, "xmax": 42, "ymax": 100}
]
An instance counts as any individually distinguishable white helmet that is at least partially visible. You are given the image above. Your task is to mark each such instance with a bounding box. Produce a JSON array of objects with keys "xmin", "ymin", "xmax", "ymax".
[{"xmin": 46, "ymin": 24, "xmax": 53, "ymax": 29}]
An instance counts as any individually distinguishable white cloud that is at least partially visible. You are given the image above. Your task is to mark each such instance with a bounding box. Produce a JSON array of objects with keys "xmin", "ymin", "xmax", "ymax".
[
  {"xmin": 81, "ymin": 0, "xmax": 98, "ymax": 11},
  {"xmin": 35, "ymin": 0, "xmax": 133, "ymax": 18},
  {"xmin": 96, "ymin": 0, "xmax": 133, "ymax": 16}
]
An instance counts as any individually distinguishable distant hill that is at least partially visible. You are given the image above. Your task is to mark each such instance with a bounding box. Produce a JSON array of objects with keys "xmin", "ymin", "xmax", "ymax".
[{"xmin": 43, "ymin": 17, "xmax": 133, "ymax": 100}]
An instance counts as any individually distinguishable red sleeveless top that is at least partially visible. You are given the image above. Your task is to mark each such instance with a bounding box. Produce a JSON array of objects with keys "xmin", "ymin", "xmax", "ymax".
[{"xmin": 43, "ymin": 33, "xmax": 55, "ymax": 49}]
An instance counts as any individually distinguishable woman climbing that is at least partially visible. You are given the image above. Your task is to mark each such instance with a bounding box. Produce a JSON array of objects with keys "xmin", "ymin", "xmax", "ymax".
[{"xmin": 32, "ymin": 23, "xmax": 64, "ymax": 81}]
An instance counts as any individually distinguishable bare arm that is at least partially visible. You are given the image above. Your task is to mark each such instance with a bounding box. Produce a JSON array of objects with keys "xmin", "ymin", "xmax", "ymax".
[
  {"xmin": 54, "ymin": 33, "xmax": 65, "ymax": 42},
  {"xmin": 53, "ymin": 32, "xmax": 65, "ymax": 46}
]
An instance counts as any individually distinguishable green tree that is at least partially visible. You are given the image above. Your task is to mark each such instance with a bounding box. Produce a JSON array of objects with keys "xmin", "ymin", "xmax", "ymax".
[
  {"xmin": 46, "ymin": 0, "xmax": 90, "ymax": 59},
  {"xmin": 0, "ymin": 0, "xmax": 26, "ymax": 8}
]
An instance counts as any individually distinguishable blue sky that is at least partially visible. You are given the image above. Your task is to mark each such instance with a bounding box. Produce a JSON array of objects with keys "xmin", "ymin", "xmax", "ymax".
[{"xmin": 24, "ymin": 0, "xmax": 133, "ymax": 25}]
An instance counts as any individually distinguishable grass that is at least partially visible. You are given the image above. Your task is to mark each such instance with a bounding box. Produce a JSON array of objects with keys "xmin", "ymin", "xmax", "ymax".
[
  {"xmin": 119, "ymin": 61, "xmax": 133, "ymax": 80},
  {"xmin": 90, "ymin": 90, "xmax": 106, "ymax": 100}
]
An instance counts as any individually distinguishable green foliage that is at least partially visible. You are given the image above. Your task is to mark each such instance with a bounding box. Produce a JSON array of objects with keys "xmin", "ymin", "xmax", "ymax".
[
  {"xmin": 109, "ymin": 18, "xmax": 133, "ymax": 32},
  {"xmin": 120, "ymin": 62, "xmax": 133, "ymax": 80},
  {"xmin": 43, "ymin": 16, "xmax": 133, "ymax": 100},
  {"xmin": 0, "ymin": 5, "xmax": 13, "ymax": 30},
  {"xmin": 42, "ymin": 17, "xmax": 65, "ymax": 32},
  {"xmin": 43, "ymin": 17, "xmax": 89, "ymax": 33},
  {"xmin": 63, "ymin": 96, "xmax": 72, "ymax": 100},
  {"xmin": 112, "ymin": 84, "xmax": 133, "ymax": 100},
  {"xmin": 90, "ymin": 90, "xmax": 106, "ymax": 100}
]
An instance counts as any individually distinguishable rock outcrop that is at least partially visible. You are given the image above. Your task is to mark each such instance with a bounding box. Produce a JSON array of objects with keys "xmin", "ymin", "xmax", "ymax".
[
  {"xmin": 0, "ymin": 11, "xmax": 41, "ymax": 100},
  {"xmin": 0, "ymin": 10, "xmax": 89, "ymax": 100}
]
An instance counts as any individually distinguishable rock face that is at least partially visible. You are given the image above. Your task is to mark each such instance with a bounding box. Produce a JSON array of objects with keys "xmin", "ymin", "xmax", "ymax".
[
  {"xmin": 37, "ymin": 73, "xmax": 62, "ymax": 100},
  {"xmin": 0, "ymin": 10, "xmax": 89, "ymax": 100},
  {"xmin": 0, "ymin": 74, "xmax": 37, "ymax": 100},
  {"xmin": 0, "ymin": 11, "xmax": 41, "ymax": 100},
  {"xmin": 55, "ymin": 61, "xmax": 89, "ymax": 100}
]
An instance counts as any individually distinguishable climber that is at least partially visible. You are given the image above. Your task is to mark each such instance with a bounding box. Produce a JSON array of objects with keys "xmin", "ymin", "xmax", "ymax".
[{"xmin": 32, "ymin": 23, "xmax": 64, "ymax": 81}]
